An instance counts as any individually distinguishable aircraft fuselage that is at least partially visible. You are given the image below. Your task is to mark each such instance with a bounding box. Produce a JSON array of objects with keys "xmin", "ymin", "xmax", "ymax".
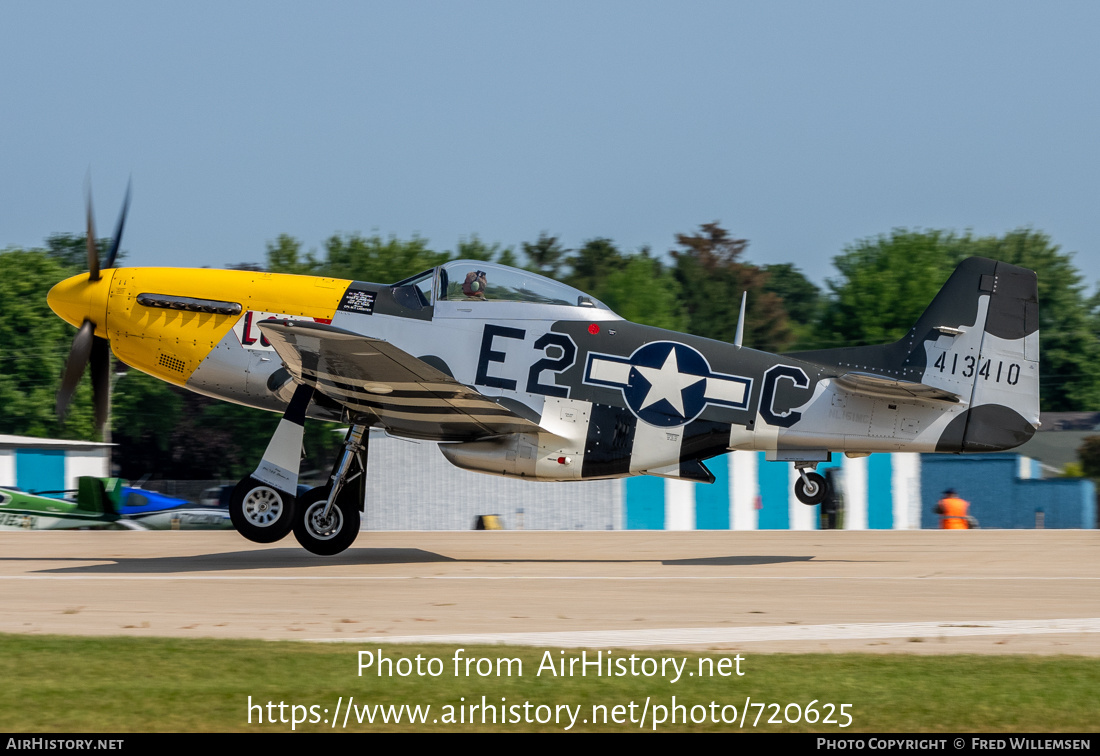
[{"xmin": 48, "ymin": 257, "xmax": 1040, "ymax": 485}]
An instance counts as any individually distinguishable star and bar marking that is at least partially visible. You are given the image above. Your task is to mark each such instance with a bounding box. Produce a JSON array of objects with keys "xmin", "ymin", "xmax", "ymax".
[{"xmin": 584, "ymin": 341, "xmax": 752, "ymax": 427}]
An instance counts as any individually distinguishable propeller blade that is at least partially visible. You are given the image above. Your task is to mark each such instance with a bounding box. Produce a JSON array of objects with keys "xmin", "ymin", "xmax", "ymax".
[
  {"xmin": 56, "ymin": 319, "xmax": 95, "ymax": 422},
  {"xmin": 104, "ymin": 179, "xmax": 131, "ymax": 270},
  {"xmin": 85, "ymin": 183, "xmax": 100, "ymax": 282},
  {"xmin": 90, "ymin": 336, "xmax": 111, "ymax": 435}
]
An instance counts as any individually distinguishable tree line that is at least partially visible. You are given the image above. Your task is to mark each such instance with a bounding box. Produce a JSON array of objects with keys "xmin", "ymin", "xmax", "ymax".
[{"xmin": 1, "ymin": 224, "xmax": 1097, "ymax": 481}]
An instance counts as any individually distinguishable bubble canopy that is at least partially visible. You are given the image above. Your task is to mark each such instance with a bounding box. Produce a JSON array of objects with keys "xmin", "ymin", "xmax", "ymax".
[{"xmin": 397, "ymin": 260, "xmax": 611, "ymax": 310}]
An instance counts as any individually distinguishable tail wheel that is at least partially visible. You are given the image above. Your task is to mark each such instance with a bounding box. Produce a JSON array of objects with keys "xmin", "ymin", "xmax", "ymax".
[
  {"xmin": 794, "ymin": 472, "xmax": 828, "ymax": 506},
  {"xmin": 229, "ymin": 477, "xmax": 295, "ymax": 543},
  {"xmin": 293, "ymin": 485, "xmax": 361, "ymax": 556}
]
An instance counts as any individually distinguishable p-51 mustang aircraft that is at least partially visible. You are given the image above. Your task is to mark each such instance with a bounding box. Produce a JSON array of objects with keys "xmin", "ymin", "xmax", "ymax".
[{"xmin": 47, "ymin": 191, "xmax": 1040, "ymax": 554}]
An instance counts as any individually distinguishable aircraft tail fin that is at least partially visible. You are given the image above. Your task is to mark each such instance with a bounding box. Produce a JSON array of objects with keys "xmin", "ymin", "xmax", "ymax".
[
  {"xmin": 76, "ymin": 476, "xmax": 121, "ymax": 517},
  {"xmin": 791, "ymin": 257, "xmax": 1040, "ymax": 451}
]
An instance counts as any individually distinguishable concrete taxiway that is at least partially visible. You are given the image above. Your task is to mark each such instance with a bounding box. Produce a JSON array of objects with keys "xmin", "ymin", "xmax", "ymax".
[{"xmin": 0, "ymin": 530, "xmax": 1097, "ymax": 653}]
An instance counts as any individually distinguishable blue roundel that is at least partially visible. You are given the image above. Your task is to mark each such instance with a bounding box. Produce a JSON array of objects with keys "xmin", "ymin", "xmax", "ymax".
[{"xmin": 623, "ymin": 342, "xmax": 710, "ymax": 427}]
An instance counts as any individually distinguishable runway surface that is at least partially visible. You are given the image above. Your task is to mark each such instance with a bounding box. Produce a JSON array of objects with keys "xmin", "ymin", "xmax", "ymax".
[{"xmin": 1, "ymin": 529, "xmax": 1097, "ymax": 654}]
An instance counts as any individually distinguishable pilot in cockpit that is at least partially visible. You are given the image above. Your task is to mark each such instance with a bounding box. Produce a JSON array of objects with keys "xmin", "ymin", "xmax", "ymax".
[{"xmin": 462, "ymin": 270, "xmax": 488, "ymax": 300}]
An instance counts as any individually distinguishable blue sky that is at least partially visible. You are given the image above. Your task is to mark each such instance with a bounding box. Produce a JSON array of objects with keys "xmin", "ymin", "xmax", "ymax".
[{"xmin": 2, "ymin": 1, "xmax": 1097, "ymax": 290}]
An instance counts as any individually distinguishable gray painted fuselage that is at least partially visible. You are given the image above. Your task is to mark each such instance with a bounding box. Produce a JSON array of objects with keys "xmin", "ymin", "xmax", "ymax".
[{"xmin": 187, "ymin": 257, "xmax": 1040, "ymax": 483}]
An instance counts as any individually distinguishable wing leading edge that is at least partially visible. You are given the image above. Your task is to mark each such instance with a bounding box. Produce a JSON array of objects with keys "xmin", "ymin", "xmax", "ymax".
[{"xmin": 259, "ymin": 320, "xmax": 539, "ymax": 441}]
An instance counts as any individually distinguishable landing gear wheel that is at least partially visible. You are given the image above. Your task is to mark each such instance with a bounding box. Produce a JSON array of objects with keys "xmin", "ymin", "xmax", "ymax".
[
  {"xmin": 293, "ymin": 485, "xmax": 361, "ymax": 556},
  {"xmin": 794, "ymin": 472, "xmax": 828, "ymax": 506},
  {"xmin": 229, "ymin": 477, "xmax": 296, "ymax": 543}
]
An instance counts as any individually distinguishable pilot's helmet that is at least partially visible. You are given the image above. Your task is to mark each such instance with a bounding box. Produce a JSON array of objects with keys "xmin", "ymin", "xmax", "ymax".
[{"xmin": 462, "ymin": 270, "xmax": 487, "ymax": 298}]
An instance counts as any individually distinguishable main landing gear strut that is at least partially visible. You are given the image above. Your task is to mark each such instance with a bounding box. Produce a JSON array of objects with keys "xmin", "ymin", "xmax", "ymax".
[
  {"xmin": 293, "ymin": 424, "xmax": 367, "ymax": 556},
  {"xmin": 227, "ymin": 382, "xmax": 368, "ymax": 556}
]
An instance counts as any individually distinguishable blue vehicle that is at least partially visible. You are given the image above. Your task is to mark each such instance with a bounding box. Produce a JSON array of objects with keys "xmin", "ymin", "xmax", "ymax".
[{"xmin": 117, "ymin": 485, "xmax": 234, "ymax": 530}]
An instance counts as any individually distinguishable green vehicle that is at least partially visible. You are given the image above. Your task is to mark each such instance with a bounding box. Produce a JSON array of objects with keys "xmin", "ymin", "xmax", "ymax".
[{"xmin": 0, "ymin": 477, "xmax": 124, "ymax": 531}]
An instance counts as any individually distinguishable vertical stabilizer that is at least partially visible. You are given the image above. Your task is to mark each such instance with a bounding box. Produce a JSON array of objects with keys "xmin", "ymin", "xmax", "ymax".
[{"xmin": 932, "ymin": 260, "xmax": 1040, "ymax": 451}]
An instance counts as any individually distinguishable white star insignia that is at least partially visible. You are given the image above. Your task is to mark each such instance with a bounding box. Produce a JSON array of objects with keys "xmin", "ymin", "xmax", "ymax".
[{"xmin": 634, "ymin": 349, "xmax": 705, "ymax": 417}]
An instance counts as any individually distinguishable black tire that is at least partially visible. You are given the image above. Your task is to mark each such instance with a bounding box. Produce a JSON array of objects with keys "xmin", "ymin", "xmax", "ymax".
[
  {"xmin": 228, "ymin": 477, "xmax": 296, "ymax": 543},
  {"xmin": 293, "ymin": 485, "xmax": 361, "ymax": 556},
  {"xmin": 794, "ymin": 472, "xmax": 828, "ymax": 506}
]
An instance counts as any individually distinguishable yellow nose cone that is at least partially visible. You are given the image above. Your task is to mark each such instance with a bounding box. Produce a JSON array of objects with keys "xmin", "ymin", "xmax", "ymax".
[{"xmin": 47, "ymin": 271, "xmax": 113, "ymax": 336}]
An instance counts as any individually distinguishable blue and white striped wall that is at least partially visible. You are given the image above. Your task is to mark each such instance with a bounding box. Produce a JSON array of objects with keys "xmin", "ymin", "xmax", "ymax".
[
  {"xmin": 368, "ymin": 438, "xmax": 1095, "ymax": 531},
  {"xmin": 624, "ymin": 452, "xmax": 924, "ymax": 531},
  {"xmin": 621, "ymin": 451, "xmax": 1094, "ymax": 531}
]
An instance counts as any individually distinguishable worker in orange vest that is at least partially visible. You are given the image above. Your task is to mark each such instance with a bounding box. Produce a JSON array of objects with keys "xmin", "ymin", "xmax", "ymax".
[{"xmin": 935, "ymin": 489, "xmax": 970, "ymax": 529}]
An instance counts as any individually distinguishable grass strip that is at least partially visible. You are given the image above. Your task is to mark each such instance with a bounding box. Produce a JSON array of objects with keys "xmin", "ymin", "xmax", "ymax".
[{"xmin": 0, "ymin": 634, "xmax": 1097, "ymax": 732}]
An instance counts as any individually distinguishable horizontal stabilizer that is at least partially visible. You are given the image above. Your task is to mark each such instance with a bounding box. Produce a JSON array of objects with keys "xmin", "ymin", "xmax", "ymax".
[{"xmin": 834, "ymin": 372, "xmax": 961, "ymax": 403}]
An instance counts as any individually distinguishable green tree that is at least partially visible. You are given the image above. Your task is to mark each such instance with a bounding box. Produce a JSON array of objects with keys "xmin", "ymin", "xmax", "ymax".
[
  {"xmin": 1077, "ymin": 436, "xmax": 1100, "ymax": 479},
  {"xmin": 762, "ymin": 263, "xmax": 821, "ymax": 349},
  {"xmin": 321, "ymin": 233, "xmax": 448, "ymax": 283},
  {"xmin": 594, "ymin": 252, "xmax": 687, "ymax": 331},
  {"xmin": 455, "ymin": 234, "xmax": 513, "ymax": 263},
  {"xmin": 265, "ymin": 234, "xmax": 320, "ymax": 275},
  {"xmin": 561, "ymin": 240, "xmax": 685, "ymax": 330},
  {"xmin": 0, "ymin": 248, "xmax": 98, "ymax": 440},
  {"xmin": 671, "ymin": 223, "xmax": 793, "ymax": 352},
  {"xmin": 110, "ymin": 370, "xmax": 186, "ymax": 477},
  {"xmin": 44, "ymin": 233, "xmax": 115, "ymax": 270},
  {"xmin": 522, "ymin": 233, "xmax": 567, "ymax": 279},
  {"xmin": 565, "ymin": 238, "xmax": 627, "ymax": 296},
  {"xmin": 813, "ymin": 230, "xmax": 966, "ymax": 349}
]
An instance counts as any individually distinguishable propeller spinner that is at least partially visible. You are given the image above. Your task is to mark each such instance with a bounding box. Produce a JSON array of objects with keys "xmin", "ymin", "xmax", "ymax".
[{"xmin": 49, "ymin": 181, "xmax": 130, "ymax": 436}]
